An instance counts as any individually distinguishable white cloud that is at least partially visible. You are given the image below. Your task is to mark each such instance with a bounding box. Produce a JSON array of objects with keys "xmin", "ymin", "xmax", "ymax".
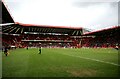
[{"xmin": 3, "ymin": 0, "xmax": 118, "ymax": 31}]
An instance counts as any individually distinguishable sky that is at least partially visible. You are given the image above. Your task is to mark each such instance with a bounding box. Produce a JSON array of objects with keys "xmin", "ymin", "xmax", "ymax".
[{"xmin": 3, "ymin": 0, "xmax": 119, "ymax": 31}]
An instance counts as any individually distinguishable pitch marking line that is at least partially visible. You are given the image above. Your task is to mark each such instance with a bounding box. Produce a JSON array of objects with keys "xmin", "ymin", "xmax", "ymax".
[{"xmin": 60, "ymin": 53, "xmax": 120, "ymax": 66}]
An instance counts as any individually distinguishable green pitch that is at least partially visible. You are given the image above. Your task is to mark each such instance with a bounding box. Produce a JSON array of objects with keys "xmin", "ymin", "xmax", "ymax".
[{"xmin": 2, "ymin": 48, "xmax": 119, "ymax": 77}]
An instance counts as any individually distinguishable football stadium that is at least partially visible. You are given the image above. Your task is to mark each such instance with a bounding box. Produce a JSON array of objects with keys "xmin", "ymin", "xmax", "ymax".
[{"xmin": 1, "ymin": 0, "xmax": 120, "ymax": 78}]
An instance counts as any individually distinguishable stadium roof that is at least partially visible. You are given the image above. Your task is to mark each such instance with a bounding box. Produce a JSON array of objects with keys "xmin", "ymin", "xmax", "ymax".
[
  {"xmin": 2, "ymin": 23, "xmax": 84, "ymax": 36},
  {"xmin": 83, "ymin": 26, "xmax": 120, "ymax": 36},
  {"xmin": 1, "ymin": 1, "xmax": 14, "ymax": 24}
]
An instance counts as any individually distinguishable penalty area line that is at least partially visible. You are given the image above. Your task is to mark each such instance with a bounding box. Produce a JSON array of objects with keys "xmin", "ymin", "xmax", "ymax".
[{"xmin": 60, "ymin": 53, "xmax": 120, "ymax": 66}]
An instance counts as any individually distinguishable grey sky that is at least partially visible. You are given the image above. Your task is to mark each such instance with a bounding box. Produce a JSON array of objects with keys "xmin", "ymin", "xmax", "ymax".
[{"xmin": 3, "ymin": 0, "xmax": 119, "ymax": 31}]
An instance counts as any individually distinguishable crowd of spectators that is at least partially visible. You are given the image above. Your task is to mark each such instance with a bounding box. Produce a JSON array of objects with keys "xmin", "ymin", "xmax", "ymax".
[
  {"xmin": 2, "ymin": 34, "xmax": 80, "ymax": 48},
  {"xmin": 82, "ymin": 35, "xmax": 119, "ymax": 48},
  {"xmin": 2, "ymin": 30, "xmax": 119, "ymax": 48}
]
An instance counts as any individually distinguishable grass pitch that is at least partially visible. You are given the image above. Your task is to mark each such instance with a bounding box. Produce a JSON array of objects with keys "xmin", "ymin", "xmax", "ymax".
[{"xmin": 2, "ymin": 48, "xmax": 119, "ymax": 77}]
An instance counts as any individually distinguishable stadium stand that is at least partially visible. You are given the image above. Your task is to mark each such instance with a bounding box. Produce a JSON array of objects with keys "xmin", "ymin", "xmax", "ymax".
[
  {"xmin": 1, "ymin": 1, "xmax": 120, "ymax": 49},
  {"xmin": 82, "ymin": 26, "xmax": 120, "ymax": 48}
]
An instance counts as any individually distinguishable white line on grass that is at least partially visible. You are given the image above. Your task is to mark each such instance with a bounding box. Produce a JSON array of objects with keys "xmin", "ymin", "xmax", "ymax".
[{"xmin": 60, "ymin": 53, "xmax": 120, "ymax": 66}]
